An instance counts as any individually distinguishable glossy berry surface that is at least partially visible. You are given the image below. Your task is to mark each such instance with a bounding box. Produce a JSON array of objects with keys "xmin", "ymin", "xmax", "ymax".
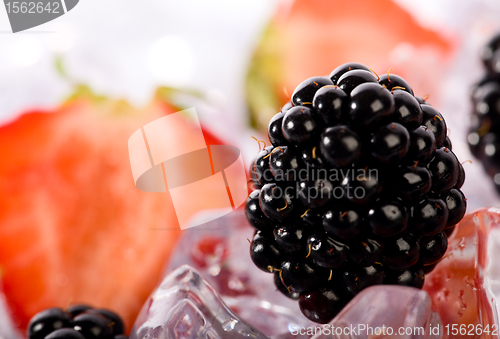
[
  {"xmin": 382, "ymin": 234, "xmax": 420, "ymax": 270},
  {"xmin": 27, "ymin": 308, "xmax": 71, "ymax": 339},
  {"xmin": 298, "ymin": 285, "xmax": 350, "ymax": 324},
  {"xmin": 259, "ymin": 183, "xmax": 294, "ymax": 222},
  {"xmin": 45, "ymin": 329, "xmax": 86, "ymax": 339},
  {"xmin": 313, "ymin": 86, "xmax": 347, "ymax": 126},
  {"xmin": 349, "ymin": 83, "xmax": 395, "ymax": 127},
  {"xmin": 250, "ymin": 230, "xmax": 282, "ymax": 272},
  {"xmin": 370, "ymin": 122, "xmax": 410, "ymax": 163},
  {"xmin": 292, "ymin": 76, "xmax": 333, "ymax": 106},
  {"xmin": 470, "ymin": 33, "xmax": 500, "ymax": 193},
  {"xmin": 245, "ymin": 190, "xmax": 273, "ymax": 231},
  {"xmin": 73, "ymin": 313, "xmax": 112, "ymax": 339},
  {"xmin": 319, "ymin": 126, "xmax": 361, "ymax": 167},
  {"xmin": 385, "ymin": 267, "xmax": 425, "ymax": 288},
  {"xmin": 378, "ymin": 73, "xmax": 414, "ymax": 95},
  {"xmin": 281, "ymin": 259, "xmax": 325, "ymax": 293},
  {"xmin": 282, "ymin": 106, "xmax": 319, "ymax": 144},
  {"xmin": 268, "ymin": 112, "xmax": 288, "ymax": 147},
  {"xmin": 27, "ymin": 305, "xmax": 127, "ymax": 339},
  {"xmin": 419, "ymin": 232, "xmax": 448, "ymax": 265},
  {"xmin": 368, "ymin": 200, "xmax": 408, "ymax": 237},
  {"xmin": 245, "ymin": 61, "xmax": 465, "ymax": 324},
  {"xmin": 306, "ymin": 232, "xmax": 348, "ymax": 268},
  {"xmin": 329, "ymin": 62, "xmax": 370, "ymax": 84},
  {"xmin": 337, "ymin": 69, "xmax": 378, "ymax": 95}
]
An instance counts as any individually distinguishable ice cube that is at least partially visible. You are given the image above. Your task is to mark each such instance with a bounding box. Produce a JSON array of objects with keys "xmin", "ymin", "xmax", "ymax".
[
  {"xmin": 164, "ymin": 210, "xmax": 314, "ymax": 338},
  {"xmin": 0, "ymin": 284, "xmax": 22, "ymax": 339},
  {"xmin": 423, "ymin": 208, "xmax": 500, "ymax": 335},
  {"xmin": 130, "ymin": 265, "xmax": 269, "ymax": 339},
  {"xmin": 309, "ymin": 285, "xmax": 442, "ymax": 339}
]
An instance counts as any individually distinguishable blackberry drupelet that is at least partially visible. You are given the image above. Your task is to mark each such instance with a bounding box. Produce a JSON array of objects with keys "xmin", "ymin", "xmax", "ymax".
[
  {"xmin": 247, "ymin": 62, "xmax": 466, "ymax": 324},
  {"xmin": 469, "ymin": 33, "xmax": 500, "ymax": 193},
  {"xmin": 27, "ymin": 305, "xmax": 128, "ymax": 339}
]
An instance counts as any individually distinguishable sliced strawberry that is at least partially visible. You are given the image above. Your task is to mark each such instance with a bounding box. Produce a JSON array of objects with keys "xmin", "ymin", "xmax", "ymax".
[
  {"xmin": 246, "ymin": 0, "xmax": 454, "ymax": 131},
  {"xmin": 0, "ymin": 90, "xmax": 224, "ymax": 332}
]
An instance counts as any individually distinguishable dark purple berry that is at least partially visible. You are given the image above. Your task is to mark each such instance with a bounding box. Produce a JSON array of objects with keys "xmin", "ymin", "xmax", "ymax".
[
  {"xmin": 385, "ymin": 267, "xmax": 425, "ymax": 288},
  {"xmin": 443, "ymin": 188, "xmax": 467, "ymax": 227},
  {"xmin": 27, "ymin": 308, "xmax": 71, "ymax": 339},
  {"xmin": 427, "ymin": 147, "xmax": 459, "ymax": 193},
  {"xmin": 251, "ymin": 146, "xmax": 274, "ymax": 185},
  {"xmin": 45, "ymin": 329, "xmax": 86, "ymax": 339},
  {"xmin": 341, "ymin": 168, "xmax": 382, "ymax": 204},
  {"xmin": 378, "ymin": 73, "xmax": 414, "ymax": 95},
  {"xmin": 268, "ymin": 112, "xmax": 288, "ymax": 147},
  {"xmin": 419, "ymin": 232, "xmax": 448, "ymax": 266},
  {"xmin": 410, "ymin": 197, "xmax": 448, "ymax": 236},
  {"xmin": 481, "ymin": 33, "xmax": 500, "ymax": 74},
  {"xmin": 274, "ymin": 272, "xmax": 300, "ymax": 300},
  {"xmin": 269, "ymin": 146, "xmax": 304, "ymax": 182},
  {"xmin": 300, "ymin": 143, "xmax": 325, "ymax": 168},
  {"xmin": 329, "ymin": 62, "xmax": 370, "ymax": 84},
  {"xmin": 259, "ymin": 183, "xmax": 294, "ymax": 222},
  {"xmin": 349, "ymin": 83, "xmax": 395, "ymax": 126},
  {"xmin": 421, "ymin": 105, "xmax": 447, "ymax": 147},
  {"xmin": 391, "ymin": 90, "xmax": 422, "ymax": 129},
  {"xmin": 323, "ymin": 207, "xmax": 363, "ymax": 240},
  {"xmin": 282, "ymin": 106, "xmax": 319, "ymax": 144},
  {"xmin": 382, "ymin": 234, "xmax": 420, "ymax": 270},
  {"xmin": 395, "ymin": 166, "xmax": 432, "ymax": 200},
  {"xmin": 306, "ymin": 232, "xmax": 348, "ymax": 269},
  {"xmin": 312, "ymin": 86, "xmax": 347, "ymax": 125},
  {"xmin": 281, "ymin": 259, "xmax": 326, "ymax": 293},
  {"xmin": 368, "ymin": 199, "xmax": 408, "ymax": 237},
  {"xmin": 250, "ymin": 230, "xmax": 282, "ymax": 272},
  {"xmin": 66, "ymin": 304, "xmax": 93, "ymax": 319},
  {"xmin": 292, "ymin": 76, "xmax": 333, "ymax": 107},
  {"xmin": 298, "ymin": 285, "xmax": 350, "ymax": 324},
  {"xmin": 281, "ymin": 101, "xmax": 293, "ymax": 113},
  {"xmin": 343, "ymin": 263, "xmax": 385, "ymax": 295},
  {"xmin": 371, "ymin": 122, "xmax": 410, "ymax": 163},
  {"xmin": 320, "ymin": 126, "xmax": 361, "ymax": 167},
  {"xmin": 443, "ymin": 136, "xmax": 452, "ymax": 151},
  {"xmin": 245, "ymin": 190, "xmax": 273, "ymax": 231},
  {"xmin": 456, "ymin": 161, "xmax": 465, "ymax": 189},
  {"xmin": 246, "ymin": 61, "xmax": 466, "ymax": 324},
  {"xmin": 297, "ymin": 177, "xmax": 335, "ymax": 208},
  {"xmin": 90, "ymin": 309, "xmax": 125, "ymax": 336},
  {"xmin": 73, "ymin": 313, "xmax": 113, "ymax": 339},
  {"xmin": 407, "ymin": 125, "xmax": 437, "ymax": 162},
  {"xmin": 274, "ymin": 224, "xmax": 309, "ymax": 253},
  {"xmin": 337, "ymin": 69, "xmax": 378, "ymax": 95},
  {"xmin": 348, "ymin": 239, "xmax": 381, "ymax": 267}
]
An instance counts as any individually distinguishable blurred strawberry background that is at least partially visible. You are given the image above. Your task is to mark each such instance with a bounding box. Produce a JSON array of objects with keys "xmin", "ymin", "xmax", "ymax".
[{"xmin": 1, "ymin": 0, "xmax": 500, "ymax": 337}]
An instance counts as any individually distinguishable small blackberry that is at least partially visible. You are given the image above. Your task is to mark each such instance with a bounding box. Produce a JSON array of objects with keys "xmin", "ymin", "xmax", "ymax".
[
  {"xmin": 247, "ymin": 63, "xmax": 466, "ymax": 324},
  {"xmin": 469, "ymin": 33, "xmax": 500, "ymax": 193},
  {"xmin": 27, "ymin": 305, "xmax": 127, "ymax": 339}
]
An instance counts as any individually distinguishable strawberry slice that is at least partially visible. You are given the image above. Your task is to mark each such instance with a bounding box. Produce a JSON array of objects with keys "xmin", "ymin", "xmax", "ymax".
[
  {"xmin": 0, "ymin": 89, "xmax": 223, "ymax": 333},
  {"xmin": 246, "ymin": 0, "xmax": 454, "ymax": 131}
]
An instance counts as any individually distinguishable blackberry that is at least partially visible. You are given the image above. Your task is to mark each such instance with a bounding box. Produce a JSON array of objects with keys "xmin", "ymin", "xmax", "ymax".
[
  {"xmin": 27, "ymin": 305, "xmax": 127, "ymax": 339},
  {"xmin": 246, "ymin": 62, "xmax": 466, "ymax": 324},
  {"xmin": 469, "ymin": 33, "xmax": 500, "ymax": 193}
]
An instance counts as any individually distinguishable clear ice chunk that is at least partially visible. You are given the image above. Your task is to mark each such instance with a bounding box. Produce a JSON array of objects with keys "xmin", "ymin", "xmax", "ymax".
[
  {"xmin": 310, "ymin": 285, "xmax": 442, "ymax": 339},
  {"xmin": 424, "ymin": 208, "xmax": 500, "ymax": 335},
  {"xmin": 0, "ymin": 284, "xmax": 22, "ymax": 339},
  {"xmin": 164, "ymin": 210, "xmax": 314, "ymax": 338},
  {"xmin": 130, "ymin": 265, "xmax": 269, "ymax": 339}
]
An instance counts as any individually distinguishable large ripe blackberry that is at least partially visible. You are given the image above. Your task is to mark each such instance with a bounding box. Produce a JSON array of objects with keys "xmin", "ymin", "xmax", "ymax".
[
  {"xmin": 469, "ymin": 33, "xmax": 500, "ymax": 192},
  {"xmin": 27, "ymin": 305, "xmax": 127, "ymax": 339},
  {"xmin": 246, "ymin": 62, "xmax": 466, "ymax": 324}
]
